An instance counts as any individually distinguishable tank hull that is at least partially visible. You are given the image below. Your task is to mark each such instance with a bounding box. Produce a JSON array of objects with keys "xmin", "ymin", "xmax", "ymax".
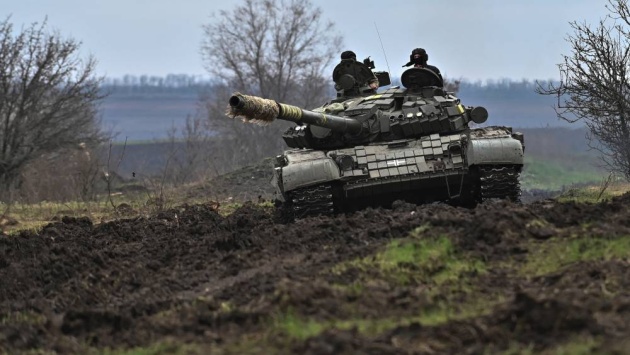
[{"xmin": 274, "ymin": 126, "xmax": 524, "ymax": 218}]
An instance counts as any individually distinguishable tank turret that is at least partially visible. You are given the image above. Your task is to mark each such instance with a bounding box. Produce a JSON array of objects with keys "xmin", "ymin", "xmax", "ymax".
[
  {"xmin": 227, "ymin": 68, "xmax": 524, "ymax": 220},
  {"xmin": 228, "ymin": 69, "xmax": 489, "ymax": 150}
]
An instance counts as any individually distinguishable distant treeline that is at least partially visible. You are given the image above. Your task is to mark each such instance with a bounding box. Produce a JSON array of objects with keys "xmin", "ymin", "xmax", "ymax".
[
  {"xmin": 459, "ymin": 78, "xmax": 553, "ymax": 101},
  {"xmin": 102, "ymin": 74, "xmax": 555, "ymax": 99},
  {"xmin": 102, "ymin": 74, "xmax": 216, "ymax": 94}
]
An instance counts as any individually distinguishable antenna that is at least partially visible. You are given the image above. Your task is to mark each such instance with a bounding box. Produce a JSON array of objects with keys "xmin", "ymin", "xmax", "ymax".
[{"xmin": 374, "ymin": 22, "xmax": 391, "ymax": 76}]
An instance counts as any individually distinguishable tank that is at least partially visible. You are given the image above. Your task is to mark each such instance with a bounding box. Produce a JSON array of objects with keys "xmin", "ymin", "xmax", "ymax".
[{"xmin": 227, "ymin": 59, "xmax": 524, "ymax": 219}]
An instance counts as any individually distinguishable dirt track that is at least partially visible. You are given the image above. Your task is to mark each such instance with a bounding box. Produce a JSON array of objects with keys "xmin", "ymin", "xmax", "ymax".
[{"xmin": 2, "ymin": 188, "xmax": 630, "ymax": 353}]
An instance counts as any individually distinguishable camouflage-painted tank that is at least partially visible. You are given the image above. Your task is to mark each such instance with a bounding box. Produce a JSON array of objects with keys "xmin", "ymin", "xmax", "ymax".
[{"xmin": 227, "ymin": 59, "xmax": 524, "ymax": 219}]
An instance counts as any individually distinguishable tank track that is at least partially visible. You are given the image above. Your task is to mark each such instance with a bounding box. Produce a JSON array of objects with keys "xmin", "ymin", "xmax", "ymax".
[
  {"xmin": 478, "ymin": 165, "xmax": 522, "ymax": 203},
  {"xmin": 280, "ymin": 184, "xmax": 335, "ymax": 220}
]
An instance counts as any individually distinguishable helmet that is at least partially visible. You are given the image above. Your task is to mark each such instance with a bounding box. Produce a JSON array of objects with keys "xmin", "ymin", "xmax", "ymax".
[
  {"xmin": 403, "ymin": 48, "xmax": 429, "ymax": 67},
  {"xmin": 341, "ymin": 50, "xmax": 357, "ymax": 60},
  {"xmin": 411, "ymin": 48, "xmax": 428, "ymax": 62}
]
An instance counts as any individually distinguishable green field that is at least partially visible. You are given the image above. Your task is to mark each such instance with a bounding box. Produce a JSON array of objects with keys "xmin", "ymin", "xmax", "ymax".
[{"xmin": 520, "ymin": 155, "xmax": 607, "ymax": 191}]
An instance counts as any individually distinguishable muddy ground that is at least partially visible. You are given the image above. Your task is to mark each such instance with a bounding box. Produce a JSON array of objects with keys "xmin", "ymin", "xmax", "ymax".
[{"xmin": 1, "ymin": 166, "xmax": 630, "ymax": 354}]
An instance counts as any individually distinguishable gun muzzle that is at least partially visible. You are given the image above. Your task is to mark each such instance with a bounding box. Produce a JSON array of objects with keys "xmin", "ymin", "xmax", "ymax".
[
  {"xmin": 227, "ymin": 93, "xmax": 279, "ymax": 124},
  {"xmin": 227, "ymin": 92, "xmax": 363, "ymax": 134}
]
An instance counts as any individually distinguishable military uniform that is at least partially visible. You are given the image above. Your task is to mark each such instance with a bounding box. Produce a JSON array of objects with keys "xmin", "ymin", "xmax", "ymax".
[{"xmin": 339, "ymin": 50, "xmax": 379, "ymax": 91}]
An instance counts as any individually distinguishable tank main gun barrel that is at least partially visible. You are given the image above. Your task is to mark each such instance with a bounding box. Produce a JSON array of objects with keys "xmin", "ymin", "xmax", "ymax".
[{"xmin": 227, "ymin": 93, "xmax": 363, "ymax": 135}]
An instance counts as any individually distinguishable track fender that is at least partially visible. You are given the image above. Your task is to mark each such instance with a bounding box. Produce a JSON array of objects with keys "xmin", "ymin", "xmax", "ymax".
[
  {"xmin": 466, "ymin": 136, "xmax": 524, "ymax": 166},
  {"xmin": 281, "ymin": 151, "xmax": 341, "ymax": 192}
]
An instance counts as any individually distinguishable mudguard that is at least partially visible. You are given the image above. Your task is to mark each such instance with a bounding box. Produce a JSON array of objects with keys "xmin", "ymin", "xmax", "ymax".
[
  {"xmin": 466, "ymin": 136, "xmax": 524, "ymax": 166},
  {"xmin": 280, "ymin": 150, "xmax": 341, "ymax": 192}
]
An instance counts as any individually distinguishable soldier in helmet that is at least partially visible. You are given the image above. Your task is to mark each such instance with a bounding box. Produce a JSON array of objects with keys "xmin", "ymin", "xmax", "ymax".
[
  {"xmin": 403, "ymin": 48, "xmax": 443, "ymax": 81},
  {"xmin": 339, "ymin": 50, "xmax": 379, "ymax": 90}
]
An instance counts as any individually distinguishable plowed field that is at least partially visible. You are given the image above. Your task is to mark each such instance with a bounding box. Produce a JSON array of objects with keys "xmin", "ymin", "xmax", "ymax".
[{"xmin": 2, "ymin": 185, "xmax": 630, "ymax": 353}]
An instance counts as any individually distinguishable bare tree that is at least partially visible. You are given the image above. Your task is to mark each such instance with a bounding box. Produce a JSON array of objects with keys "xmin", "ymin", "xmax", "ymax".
[
  {"xmin": 18, "ymin": 143, "xmax": 103, "ymax": 203},
  {"xmin": 537, "ymin": 0, "xmax": 630, "ymax": 179},
  {"xmin": 443, "ymin": 75, "xmax": 462, "ymax": 94},
  {"xmin": 200, "ymin": 0, "xmax": 342, "ymax": 169},
  {"xmin": 0, "ymin": 17, "xmax": 105, "ymax": 200},
  {"xmin": 161, "ymin": 112, "xmax": 215, "ymax": 186}
]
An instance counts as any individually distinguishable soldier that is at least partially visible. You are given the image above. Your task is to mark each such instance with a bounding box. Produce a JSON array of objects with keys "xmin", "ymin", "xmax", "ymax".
[
  {"xmin": 340, "ymin": 50, "xmax": 379, "ymax": 90},
  {"xmin": 403, "ymin": 48, "xmax": 443, "ymax": 81}
]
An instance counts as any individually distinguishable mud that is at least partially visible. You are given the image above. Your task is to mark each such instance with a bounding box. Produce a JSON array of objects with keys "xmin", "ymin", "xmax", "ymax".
[{"xmin": 2, "ymin": 189, "xmax": 630, "ymax": 353}]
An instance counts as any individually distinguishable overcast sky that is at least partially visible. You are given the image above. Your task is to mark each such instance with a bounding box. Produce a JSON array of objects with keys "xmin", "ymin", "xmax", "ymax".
[{"xmin": 3, "ymin": 0, "xmax": 612, "ymax": 82}]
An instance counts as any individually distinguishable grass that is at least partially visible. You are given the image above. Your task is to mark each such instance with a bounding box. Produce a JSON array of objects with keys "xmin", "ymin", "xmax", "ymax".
[
  {"xmin": 0, "ymin": 311, "xmax": 46, "ymax": 326},
  {"xmin": 556, "ymin": 180, "xmax": 630, "ymax": 203},
  {"xmin": 379, "ymin": 237, "xmax": 485, "ymax": 285},
  {"xmin": 217, "ymin": 200, "xmax": 274, "ymax": 216},
  {"xmin": 271, "ymin": 296, "xmax": 499, "ymax": 341},
  {"xmin": 271, "ymin": 311, "xmax": 327, "ymax": 340},
  {"xmin": 521, "ymin": 155, "xmax": 606, "ymax": 191},
  {"xmin": 543, "ymin": 337, "xmax": 601, "ymax": 355},
  {"xmin": 1, "ymin": 198, "xmax": 129, "ymax": 235},
  {"xmin": 521, "ymin": 235, "xmax": 630, "ymax": 276},
  {"xmin": 332, "ymin": 229, "xmax": 486, "ymax": 286},
  {"xmin": 1, "ymin": 189, "xmax": 266, "ymax": 235}
]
